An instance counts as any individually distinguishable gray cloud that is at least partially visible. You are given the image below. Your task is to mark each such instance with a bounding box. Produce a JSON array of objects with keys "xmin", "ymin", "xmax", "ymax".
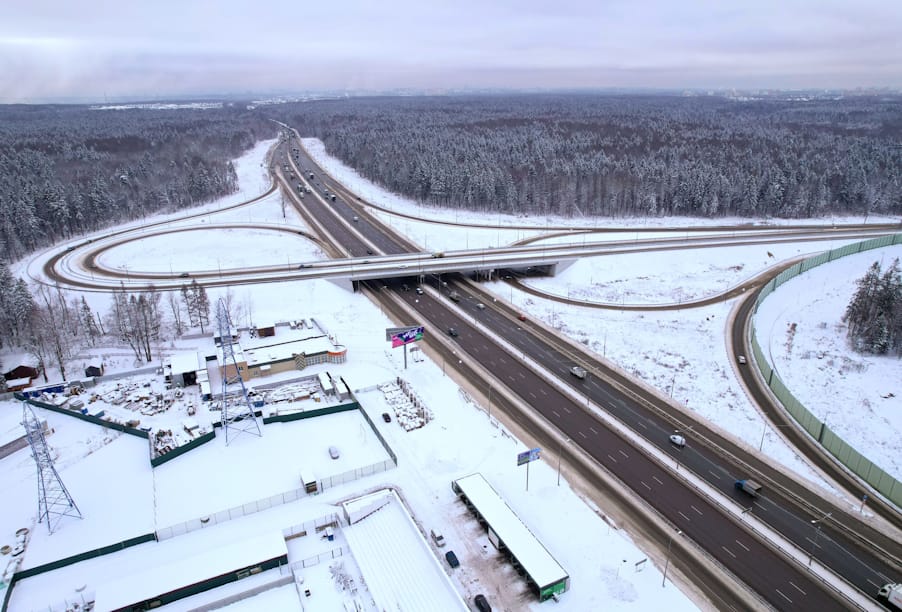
[{"xmin": 1, "ymin": 0, "xmax": 900, "ymax": 102}]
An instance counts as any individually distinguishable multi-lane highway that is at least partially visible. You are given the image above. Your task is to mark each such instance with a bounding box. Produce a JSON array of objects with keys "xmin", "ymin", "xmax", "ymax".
[
  {"xmin": 40, "ymin": 132, "xmax": 902, "ymax": 609},
  {"xmin": 276, "ymin": 133, "xmax": 901, "ymax": 610}
]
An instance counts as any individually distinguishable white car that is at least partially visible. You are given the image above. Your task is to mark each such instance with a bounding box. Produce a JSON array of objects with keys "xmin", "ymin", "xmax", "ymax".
[
  {"xmin": 669, "ymin": 434, "xmax": 686, "ymax": 447},
  {"xmin": 569, "ymin": 365, "xmax": 587, "ymax": 379},
  {"xmin": 737, "ymin": 355, "xmax": 747, "ymax": 365}
]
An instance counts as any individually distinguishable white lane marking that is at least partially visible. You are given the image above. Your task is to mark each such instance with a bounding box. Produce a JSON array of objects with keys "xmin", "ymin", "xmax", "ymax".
[
  {"xmin": 721, "ymin": 546, "xmax": 736, "ymax": 559},
  {"xmin": 641, "ymin": 481, "xmax": 651, "ymax": 491},
  {"xmin": 618, "ymin": 449, "xmax": 628, "ymax": 459},
  {"xmin": 551, "ymin": 410, "xmax": 561, "ymax": 419},
  {"xmin": 578, "ymin": 431, "xmax": 587, "ymax": 439},
  {"xmin": 789, "ymin": 581, "xmax": 806, "ymax": 595},
  {"xmin": 652, "ymin": 476, "xmax": 664, "ymax": 486},
  {"xmin": 607, "ymin": 454, "xmax": 618, "ymax": 463},
  {"xmin": 708, "ymin": 470, "xmax": 721, "ymax": 480},
  {"xmin": 775, "ymin": 589, "xmax": 792, "ymax": 604},
  {"xmin": 678, "ymin": 511, "xmax": 691, "ymax": 522},
  {"xmin": 589, "ymin": 427, "xmax": 599, "ymax": 435},
  {"xmin": 734, "ymin": 540, "xmax": 749, "ymax": 552},
  {"xmin": 691, "ymin": 505, "xmax": 703, "ymax": 516},
  {"xmin": 637, "ymin": 421, "xmax": 647, "ymax": 429}
]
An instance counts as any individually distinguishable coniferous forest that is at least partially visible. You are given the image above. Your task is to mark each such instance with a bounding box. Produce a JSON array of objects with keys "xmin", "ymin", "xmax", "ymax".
[
  {"xmin": 276, "ymin": 94, "xmax": 902, "ymax": 220},
  {"xmin": 0, "ymin": 103, "xmax": 273, "ymax": 262}
]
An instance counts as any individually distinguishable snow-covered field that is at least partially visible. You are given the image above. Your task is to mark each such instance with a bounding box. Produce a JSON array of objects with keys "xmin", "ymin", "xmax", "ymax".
[{"xmin": 1, "ymin": 136, "xmax": 899, "ymax": 611}]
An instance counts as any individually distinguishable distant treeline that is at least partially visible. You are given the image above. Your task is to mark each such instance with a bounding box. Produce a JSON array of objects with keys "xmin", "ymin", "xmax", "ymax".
[
  {"xmin": 275, "ymin": 94, "xmax": 902, "ymax": 219},
  {"xmin": 0, "ymin": 104, "xmax": 274, "ymax": 261}
]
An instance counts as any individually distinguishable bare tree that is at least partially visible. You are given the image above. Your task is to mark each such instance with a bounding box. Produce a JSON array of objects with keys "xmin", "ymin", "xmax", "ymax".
[
  {"xmin": 31, "ymin": 284, "xmax": 75, "ymax": 381},
  {"xmin": 167, "ymin": 291, "xmax": 185, "ymax": 336}
]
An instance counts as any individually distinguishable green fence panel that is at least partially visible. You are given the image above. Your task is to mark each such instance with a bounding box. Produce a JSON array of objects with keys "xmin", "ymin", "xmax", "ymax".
[
  {"xmin": 150, "ymin": 429, "xmax": 217, "ymax": 467},
  {"xmin": 12, "ymin": 532, "xmax": 156, "ymax": 581},
  {"xmin": 24, "ymin": 398, "xmax": 148, "ymax": 439},
  {"xmin": 262, "ymin": 401, "xmax": 359, "ymax": 424},
  {"xmin": 801, "ymin": 251, "xmax": 830, "ymax": 272}
]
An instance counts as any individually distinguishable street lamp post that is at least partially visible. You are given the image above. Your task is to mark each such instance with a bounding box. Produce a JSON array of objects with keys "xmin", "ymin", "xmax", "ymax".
[
  {"xmin": 808, "ymin": 512, "xmax": 832, "ymax": 566},
  {"xmin": 556, "ymin": 438, "xmax": 570, "ymax": 486},
  {"xmin": 662, "ymin": 529, "xmax": 682, "ymax": 587}
]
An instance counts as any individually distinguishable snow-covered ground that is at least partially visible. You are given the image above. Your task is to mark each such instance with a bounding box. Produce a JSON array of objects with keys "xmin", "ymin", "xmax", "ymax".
[{"xmin": 1, "ymin": 136, "xmax": 900, "ymax": 611}]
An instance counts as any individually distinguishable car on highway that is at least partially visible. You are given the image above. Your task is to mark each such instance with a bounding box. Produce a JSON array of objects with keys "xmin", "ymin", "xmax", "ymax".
[
  {"xmin": 381, "ymin": 412, "xmax": 391, "ymax": 423},
  {"xmin": 447, "ymin": 327, "xmax": 459, "ymax": 337},
  {"xmin": 737, "ymin": 355, "xmax": 747, "ymax": 364},
  {"xmin": 474, "ymin": 594, "xmax": 492, "ymax": 612},
  {"xmin": 476, "ymin": 302, "xmax": 485, "ymax": 310},
  {"xmin": 179, "ymin": 272, "xmax": 190, "ymax": 278},
  {"xmin": 445, "ymin": 550, "xmax": 460, "ymax": 568},
  {"xmin": 669, "ymin": 434, "xmax": 686, "ymax": 447},
  {"xmin": 517, "ymin": 313, "xmax": 527, "ymax": 321},
  {"xmin": 569, "ymin": 365, "xmax": 587, "ymax": 379},
  {"xmin": 415, "ymin": 287, "xmax": 423, "ymax": 295}
]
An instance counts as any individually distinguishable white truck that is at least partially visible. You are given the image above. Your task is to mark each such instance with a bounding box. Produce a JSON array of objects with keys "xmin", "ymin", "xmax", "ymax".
[{"xmin": 877, "ymin": 583, "xmax": 902, "ymax": 611}]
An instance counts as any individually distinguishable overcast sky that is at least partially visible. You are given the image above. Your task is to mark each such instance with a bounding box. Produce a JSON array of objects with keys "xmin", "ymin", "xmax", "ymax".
[{"xmin": 2, "ymin": 0, "xmax": 901, "ymax": 102}]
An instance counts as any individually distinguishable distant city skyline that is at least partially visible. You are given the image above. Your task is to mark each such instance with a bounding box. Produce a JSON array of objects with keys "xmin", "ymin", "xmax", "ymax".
[{"xmin": 2, "ymin": 0, "xmax": 901, "ymax": 103}]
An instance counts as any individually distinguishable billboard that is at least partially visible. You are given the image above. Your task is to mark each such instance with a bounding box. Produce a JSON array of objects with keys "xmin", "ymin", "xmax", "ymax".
[
  {"xmin": 517, "ymin": 447, "xmax": 541, "ymax": 466},
  {"xmin": 389, "ymin": 326, "xmax": 424, "ymax": 348}
]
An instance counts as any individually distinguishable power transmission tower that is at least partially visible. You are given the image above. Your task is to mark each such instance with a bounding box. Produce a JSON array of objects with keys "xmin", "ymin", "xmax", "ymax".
[
  {"xmin": 22, "ymin": 403, "xmax": 82, "ymax": 534},
  {"xmin": 217, "ymin": 298, "xmax": 261, "ymax": 444}
]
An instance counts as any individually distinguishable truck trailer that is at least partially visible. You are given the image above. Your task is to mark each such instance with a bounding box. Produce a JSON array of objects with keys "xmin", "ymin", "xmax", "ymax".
[
  {"xmin": 734, "ymin": 479, "xmax": 762, "ymax": 497},
  {"xmin": 877, "ymin": 583, "xmax": 902, "ymax": 611}
]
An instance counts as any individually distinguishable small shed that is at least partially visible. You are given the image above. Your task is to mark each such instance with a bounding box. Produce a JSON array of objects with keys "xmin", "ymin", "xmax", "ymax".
[
  {"xmin": 255, "ymin": 324, "xmax": 276, "ymax": 338},
  {"xmin": 84, "ymin": 361, "xmax": 104, "ymax": 377}
]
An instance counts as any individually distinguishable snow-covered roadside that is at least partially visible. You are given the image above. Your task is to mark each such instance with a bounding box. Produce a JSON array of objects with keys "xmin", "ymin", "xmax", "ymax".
[{"xmin": 303, "ymin": 136, "xmax": 902, "ymax": 503}]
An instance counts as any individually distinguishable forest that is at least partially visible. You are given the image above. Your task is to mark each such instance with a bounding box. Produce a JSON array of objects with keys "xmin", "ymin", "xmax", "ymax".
[
  {"xmin": 845, "ymin": 258, "xmax": 902, "ymax": 355},
  {"xmin": 0, "ymin": 103, "xmax": 274, "ymax": 262},
  {"xmin": 274, "ymin": 93, "xmax": 902, "ymax": 220}
]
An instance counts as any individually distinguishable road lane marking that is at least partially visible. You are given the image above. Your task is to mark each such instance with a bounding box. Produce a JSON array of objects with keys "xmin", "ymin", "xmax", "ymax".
[
  {"xmin": 562, "ymin": 405, "xmax": 571, "ymax": 414},
  {"xmin": 539, "ymin": 388, "xmax": 547, "ymax": 396},
  {"xmin": 578, "ymin": 431, "xmax": 587, "ymax": 439},
  {"xmin": 775, "ymin": 589, "xmax": 792, "ymax": 604},
  {"xmin": 551, "ymin": 410, "xmax": 561, "ymax": 419},
  {"xmin": 789, "ymin": 581, "xmax": 806, "ymax": 595},
  {"xmin": 678, "ymin": 511, "xmax": 691, "ymax": 522},
  {"xmin": 721, "ymin": 546, "xmax": 736, "ymax": 559},
  {"xmin": 529, "ymin": 392, "xmax": 536, "ymax": 399},
  {"xmin": 691, "ymin": 505, "xmax": 703, "ymax": 516},
  {"xmin": 641, "ymin": 481, "xmax": 651, "ymax": 491},
  {"xmin": 708, "ymin": 470, "xmax": 721, "ymax": 480},
  {"xmin": 652, "ymin": 476, "xmax": 663, "ymax": 485},
  {"xmin": 589, "ymin": 427, "xmax": 599, "ymax": 435},
  {"xmin": 607, "ymin": 454, "xmax": 618, "ymax": 463},
  {"xmin": 734, "ymin": 540, "xmax": 749, "ymax": 552},
  {"xmin": 637, "ymin": 421, "xmax": 647, "ymax": 429},
  {"xmin": 619, "ymin": 449, "xmax": 628, "ymax": 459}
]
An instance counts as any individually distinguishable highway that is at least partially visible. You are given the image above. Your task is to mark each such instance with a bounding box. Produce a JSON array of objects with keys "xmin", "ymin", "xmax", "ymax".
[
  {"xmin": 39, "ymin": 132, "xmax": 902, "ymax": 609},
  {"xmin": 277, "ymin": 134, "xmax": 901, "ymax": 609}
]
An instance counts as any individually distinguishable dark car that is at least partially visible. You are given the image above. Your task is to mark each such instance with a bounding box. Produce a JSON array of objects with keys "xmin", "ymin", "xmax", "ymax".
[
  {"xmin": 382, "ymin": 412, "xmax": 391, "ymax": 423},
  {"xmin": 445, "ymin": 550, "xmax": 460, "ymax": 568},
  {"xmin": 447, "ymin": 327, "xmax": 459, "ymax": 337},
  {"xmin": 474, "ymin": 594, "xmax": 492, "ymax": 612},
  {"xmin": 179, "ymin": 272, "xmax": 190, "ymax": 278}
]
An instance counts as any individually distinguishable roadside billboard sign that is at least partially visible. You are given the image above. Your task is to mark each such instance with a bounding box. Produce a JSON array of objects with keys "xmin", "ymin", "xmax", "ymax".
[
  {"xmin": 517, "ymin": 447, "xmax": 541, "ymax": 466},
  {"xmin": 387, "ymin": 326, "xmax": 424, "ymax": 348}
]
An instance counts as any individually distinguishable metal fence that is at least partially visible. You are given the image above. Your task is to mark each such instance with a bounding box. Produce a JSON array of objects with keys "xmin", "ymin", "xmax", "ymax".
[
  {"xmin": 751, "ymin": 233, "xmax": 902, "ymax": 508},
  {"xmin": 156, "ymin": 458, "xmax": 396, "ymax": 540}
]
